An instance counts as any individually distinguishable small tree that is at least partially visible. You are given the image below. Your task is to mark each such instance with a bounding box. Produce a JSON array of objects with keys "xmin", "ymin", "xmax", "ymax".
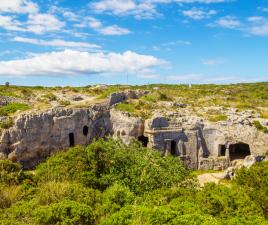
[{"xmin": 5, "ymin": 82, "xmax": 10, "ymax": 87}]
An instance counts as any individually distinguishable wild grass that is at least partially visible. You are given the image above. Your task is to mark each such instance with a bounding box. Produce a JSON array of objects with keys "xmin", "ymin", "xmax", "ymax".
[{"xmin": 0, "ymin": 103, "xmax": 29, "ymax": 116}]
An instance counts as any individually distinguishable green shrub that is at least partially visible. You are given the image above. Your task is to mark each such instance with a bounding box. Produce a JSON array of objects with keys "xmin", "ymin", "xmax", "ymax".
[
  {"xmin": 42, "ymin": 93, "xmax": 57, "ymax": 101},
  {"xmin": 101, "ymin": 183, "xmax": 135, "ymax": 216},
  {"xmin": 37, "ymin": 181, "xmax": 101, "ymax": 207},
  {"xmin": 0, "ymin": 160, "xmax": 28, "ymax": 185},
  {"xmin": 115, "ymin": 103, "xmax": 135, "ymax": 113},
  {"xmin": 234, "ymin": 161, "xmax": 268, "ymax": 218},
  {"xmin": 58, "ymin": 100, "xmax": 71, "ymax": 106},
  {"xmin": 253, "ymin": 121, "xmax": 268, "ymax": 133},
  {"xmin": 36, "ymin": 139, "xmax": 192, "ymax": 195},
  {"xmin": 0, "ymin": 117, "xmax": 14, "ymax": 129},
  {"xmin": 208, "ymin": 114, "xmax": 227, "ymax": 122},
  {"xmin": 0, "ymin": 103, "xmax": 29, "ymax": 116},
  {"xmin": 34, "ymin": 200, "xmax": 95, "ymax": 225}
]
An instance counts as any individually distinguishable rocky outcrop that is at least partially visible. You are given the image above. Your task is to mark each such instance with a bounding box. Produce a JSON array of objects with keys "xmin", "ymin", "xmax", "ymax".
[
  {"xmin": 0, "ymin": 90, "xmax": 267, "ymax": 171},
  {"xmin": 108, "ymin": 90, "xmax": 149, "ymax": 106},
  {"xmin": 110, "ymin": 109, "xmax": 144, "ymax": 143},
  {"xmin": 0, "ymin": 104, "xmax": 111, "ymax": 168},
  {"xmin": 0, "ymin": 96, "xmax": 26, "ymax": 106},
  {"xmin": 0, "ymin": 90, "xmax": 148, "ymax": 168}
]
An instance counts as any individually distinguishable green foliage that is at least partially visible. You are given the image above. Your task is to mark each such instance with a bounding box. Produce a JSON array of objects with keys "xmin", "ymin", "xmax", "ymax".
[
  {"xmin": 253, "ymin": 120, "xmax": 268, "ymax": 133},
  {"xmin": 0, "ymin": 103, "xmax": 29, "ymax": 116},
  {"xmin": 234, "ymin": 161, "xmax": 268, "ymax": 218},
  {"xmin": 42, "ymin": 92, "xmax": 57, "ymax": 101},
  {"xmin": 1, "ymin": 139, "xmax": 268, "ymax": 224},
  {"xmin": 36, "ymin": 139, "xmax": 191, "ymax": 194},
  {"xmin": 101, "ymin": 183, "xmax": 135, "ymax": 216},
  {"xmin": 34, "ymin": 200, "xmax": 95, "ymax": 225},
  {"xmin": 115, "ymin": 102, "xmax": 135, "ymax": 113},
  {"xmin": 208, "ymin": 114, "xmax": 228, "ymax": 122},
  {"xmin": 0, "ymin": 160, "xmax": 27, "ymax": 185},
  {"xmin": 58, "ymin": 100, "xmax": 71, "ymax": 106},
  {"xmin": 0, "ymin": 117, "xmax": 14, "ymax": 129}
]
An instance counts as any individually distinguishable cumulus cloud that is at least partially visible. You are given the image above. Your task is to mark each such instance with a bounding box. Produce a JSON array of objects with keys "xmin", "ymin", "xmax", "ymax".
[
  {"xmin": 0, "ymin": 15, "xmax": 24, "ymax": 31},
  {"xmin": 26, "ymin": 13, "xmax": 65, "ymax": 34},
  {"xmin": 214, "ymin": 16, "xmax": 241, "ymax": 28},
  {"xmin": 182, "ymin": 8, "xmax": 217, "ymax": 20},
  {"xmin": 211, "ymin": 15, "xmax": 268, "ymax": 37},
  {"xmin": 0, "ymin": 50, "xmax": 164, "ymax": 76},
  {"xmin": 76, "ymin": 17, "xmax": 131, "ymax": 35},
  {"xmin": 247, "ymin": 16, "xmax": 268, "ymax": 36},
  {"xmin": 90, "ymin": 0, "xmax": 226, "ymax": 19},
  {"xmin": 0, "ymin": 13, "xmax": 65, "ymax": 35},
  {"xmin": 13, "ymin": 37, "xmax": 101, "ymax": 49},
  {"xmin": 0, "ymin": 0, "xmax": 38, "ymax": 14}
]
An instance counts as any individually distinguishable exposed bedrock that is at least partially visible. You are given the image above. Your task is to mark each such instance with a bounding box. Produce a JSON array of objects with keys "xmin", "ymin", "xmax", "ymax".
[
  {"xmin": 0, "ymin": 104, "xmax": 111, "ymax": 168},
  {"xmin": 0, "ymin": 91, "xmax": 267, "ymax": 170}
]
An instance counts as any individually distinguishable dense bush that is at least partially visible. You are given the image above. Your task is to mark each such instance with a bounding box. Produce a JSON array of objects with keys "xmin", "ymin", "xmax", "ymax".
[
  {"xmin": 234, "ymin": 161, "xmax": 268, "ymax": 218},
  {"xmin": 36, "ymin": 139, "xmax": 191, "ymax": 194},
  {"xmin": 0, "ymin": 139, "xmax": 268, "ymax": 224}
]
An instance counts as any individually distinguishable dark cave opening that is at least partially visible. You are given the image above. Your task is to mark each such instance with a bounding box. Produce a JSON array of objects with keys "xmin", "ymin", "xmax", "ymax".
[
  {"xmin": 219, "ymin": 145, "xmax": 226, "ymax": 156},
  {"xmin": 138, "ymin": 135, "xmax": 149, "ymax": 147},
  {"xmin": 83, "ymin": 126, "xmax": 89, "ymax": 136},
  {"xmin": 69, "ymin": 133, "xmax": 75, "ymax": 147},
  {"xmin": 229, "ymin": 143, "xmax": 250, "ymax": 161},
  {"xmin": 171, "ymin": 140, "xmax": 176, "ymax": 156}
]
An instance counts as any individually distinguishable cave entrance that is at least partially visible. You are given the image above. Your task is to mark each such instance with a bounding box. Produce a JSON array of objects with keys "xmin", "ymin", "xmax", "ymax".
[
  {"xmin": 170, "ymin": 140, "xmax": 176, "ymax": 156},
  {"xmin": 69, "ymin": 133, "xmax": 75, "ymax": 147},
  {"xmin": 138, "ymin": 135, "xmax": 149, "ymax": 147},
  {"xmin": 219, "ymin": 145, "xmax": 226, "ymax": 156},
  {"xmin": 229, "ymin": 143, "xmax": 250, "ymax": 161},
  {"xmin": 83, "ymin": 126, "xmax": 89, "ymax": 136}
]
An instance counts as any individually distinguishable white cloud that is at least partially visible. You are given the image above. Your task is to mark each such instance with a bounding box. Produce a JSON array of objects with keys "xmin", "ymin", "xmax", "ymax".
[
  {"xmin": 153, "ymin": 40, "xmax": 191, "ymax": 51},
  {"xmin": 0, "ymin": 15, "xmax": 24, "ymax": 31},
  {"xmin": 90, "ymin": 0, "xmax": 226, "ymax": 19},
  {"xmin": 26, "ymin": 13, "xmax": 65, "ymax": 34},
  {"xmin": 13, "ymin": 37, "xmax": 101, "ymax": 49},
  {"xmin": 90, "ymin": 0, "xmax": 158, "ymax": 19},
  {"xmin": 0, "ymin": 0, "xmax": 38, "ymax": 14},
  {"xmin": 163, "ymin": 40, "xmax": 192, "ymax": 46},
  {"xmin": 182, "ymin": 8, "xmax": 217, "ymax": 20},
  {"xmin": 247, "ymin": 16, "xmax": 268, "ymax": 36},
  {"xmin": 99, "ymin": 25, "xmax": 131, "ymax": 35},
  {"xmin": 214, "ymin": 16, "xmax": 241, "ymax": 29},
  {"xmin": 76, "ymin": 17, "xmax": 131, "ymax": 35},
  {"xmin": 0, "ymin": 50, "xmax": 163, "ymax": 76},
  {"xmin": 212, "ymin": 15, "xmax": 268, "ymax": 37}
]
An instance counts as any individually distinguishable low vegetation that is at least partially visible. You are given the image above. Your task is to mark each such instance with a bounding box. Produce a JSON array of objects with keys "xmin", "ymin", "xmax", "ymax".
[
  {"xmin": 0, "ymin": 103, "xmax": 29, "ymax": 116},
  {"xmin": 0, "ymin": 139, "xmax": 268, "ymax": 224},
  {"xmin": 253, "ymin": 120, "xmax": 268, "ymax": 133},
  {"xmin": 0, "ymin": 83, "xmax": 267, "ymax": 118}
]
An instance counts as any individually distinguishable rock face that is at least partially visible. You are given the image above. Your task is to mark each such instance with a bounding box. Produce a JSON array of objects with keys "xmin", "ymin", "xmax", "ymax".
[
  {"xmin": 0, "ymin": 104, "xmax": 111, "ymax": 168},
  {"xmin": 141, "ymin": 111, "xmax": 268, "ymax": 170},
  {"xmin": 0, "ymin": 90, "xmax": 148, "ymax": 168},
  {"xmin": 0, "ymin": 90, "xmax": 267, "ymax": 171},
  {"xmin": 110, "ymin": 109, "xmax": 144, "ymax": 144},
  {"xmin": 0, "ymin": 96, "xmax": 26, "ymax": 106}
]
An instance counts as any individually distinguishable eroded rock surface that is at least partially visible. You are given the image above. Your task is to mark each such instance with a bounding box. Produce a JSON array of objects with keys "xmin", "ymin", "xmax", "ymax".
[{"xmin": 0, "ymin": 90, "xmax": 267, "ymax": 171}]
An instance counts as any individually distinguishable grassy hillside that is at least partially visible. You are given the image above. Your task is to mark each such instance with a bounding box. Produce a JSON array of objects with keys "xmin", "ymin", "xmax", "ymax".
[
  {"xmin": 0, "ymin": 83, "xmax": 268, "ymax": 121},
  {"xmin": 0, "ymin": 139, "xmax": 268, "ymax": 224}
]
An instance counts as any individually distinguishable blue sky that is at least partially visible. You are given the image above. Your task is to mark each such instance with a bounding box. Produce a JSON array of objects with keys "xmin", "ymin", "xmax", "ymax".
[{"xmin": 0, "ymin": 0, "xmax": 268, "ymax": 86}]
